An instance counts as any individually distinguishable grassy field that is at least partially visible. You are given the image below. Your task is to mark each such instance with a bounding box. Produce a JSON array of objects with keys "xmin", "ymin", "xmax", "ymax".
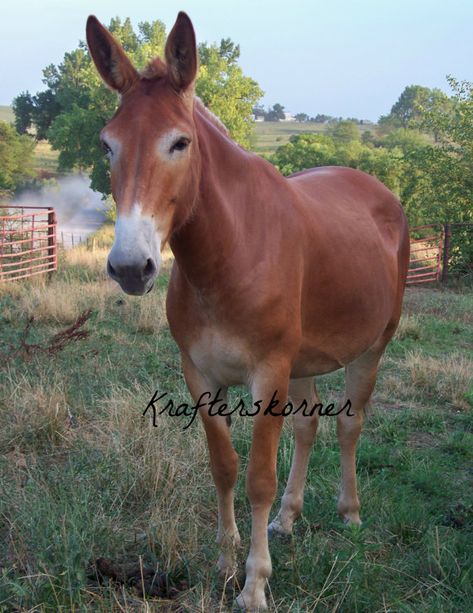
[
  {"xmin": 0, "ymin": 105, "xmax": 14, "ymax": 124},
  {"xmin": 0, "ymin": 226, "xmax": 471, "ymax": 612},
  {"xmin": 33, "ymin": 141, "xmax": 60, "ymax": 177},
  {"xmin": 250, "ymin": 121, "xmax": 374, "ymax": 154}
]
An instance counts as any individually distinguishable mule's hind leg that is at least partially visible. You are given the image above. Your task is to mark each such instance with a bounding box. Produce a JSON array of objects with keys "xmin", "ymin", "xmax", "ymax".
[
  {"xmin": 337, "ymin": 342, "xmax": 387, "ymax": 525},
  {"xmin": 269, "ymin": 377, "xmax": 319, "ymax": 536}
]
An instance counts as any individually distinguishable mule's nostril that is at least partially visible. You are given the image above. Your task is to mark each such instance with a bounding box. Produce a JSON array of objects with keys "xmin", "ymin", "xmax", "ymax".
[
  {"xmin": 107, "ymin": 259, "xmax": 117, "ymax": 279},
  {"xmin": 143, "ymin": 258, "xmax": 156, "ymax": 279}
]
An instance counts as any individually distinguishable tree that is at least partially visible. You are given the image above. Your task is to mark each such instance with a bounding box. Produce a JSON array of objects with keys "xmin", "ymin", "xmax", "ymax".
[
  {"xmin": 379, "ymin": 84, "xmax": 451, "ymax": 131},
  {"xmin": 12, "ymin": 92, "xmax": 34, "ymax": 134},
  {"xmin": 266, "ymin": 103, "xmax": 285, "ymax": 121},
  {"xmin": 311, "ymin": 114, "xmax": 333, "ymax": 123},
  {"xmin": 0, "ymin": 122, "xmax": 35, "ymax": 197},
  {"xmin": 294, "ymin": 113, "xmax": 309, "ymax": 122},
  {"xmin": 327, "ymin": 120, "xmax": 360, "ymax": 143}
]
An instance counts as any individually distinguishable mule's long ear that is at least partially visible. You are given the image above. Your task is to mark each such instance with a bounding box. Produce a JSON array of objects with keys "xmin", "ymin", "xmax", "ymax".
[
  {"xmin": 165, "ymin": 12, "xmax": 198, "ymax": 92},
  {"xmin": 86, "ymin": 15, "xmax": 138, "ymax": 93}
]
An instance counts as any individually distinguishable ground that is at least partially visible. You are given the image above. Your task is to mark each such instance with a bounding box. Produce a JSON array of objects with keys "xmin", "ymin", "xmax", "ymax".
[{"xmin": 0, "ymin": 227, "xmax": 472, "ymax": 611}]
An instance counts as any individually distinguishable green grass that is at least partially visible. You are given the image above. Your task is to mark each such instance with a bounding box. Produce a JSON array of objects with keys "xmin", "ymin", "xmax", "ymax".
[
  {"xmin": 0, "ymin": 233, "xmax": 472, "ymax": 611},
  {"xmin": 250, "ymin": 121, "xmax": 374, "ymax": 154},
  {"xmin": 0, "ymin": 105, "xmax": 14, "ymax": 124}
]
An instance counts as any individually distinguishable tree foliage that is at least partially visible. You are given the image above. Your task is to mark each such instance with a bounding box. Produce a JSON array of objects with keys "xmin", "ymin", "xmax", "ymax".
[
  {"xmin": 13, "ymin": 17, "xmax": 262, "ymax": 195},
  {"xmin": 196, "ymin": 39, "xmax": 262, "ymax": 147},
  {"xmin": 0, "ymin": 122, "xmax": 35, "ymax": 197},
  {"xmin": 269, "ymin": 77, "xmax": 473, "ymax": 271},
  {"xmin": 379, "ymin": 84, "xmax": 451, "ymax": 132}
]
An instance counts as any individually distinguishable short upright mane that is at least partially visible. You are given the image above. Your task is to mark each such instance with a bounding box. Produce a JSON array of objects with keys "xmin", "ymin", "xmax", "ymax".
[{"xmin": 140, "ymin": 58, "xmax": 229, "ymax": 137}]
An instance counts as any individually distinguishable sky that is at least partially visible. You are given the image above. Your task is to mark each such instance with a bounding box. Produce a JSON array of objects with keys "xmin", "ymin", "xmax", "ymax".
[{"xmin": 1, "ymin": 0, "xmax": 472, "ymax": 121}]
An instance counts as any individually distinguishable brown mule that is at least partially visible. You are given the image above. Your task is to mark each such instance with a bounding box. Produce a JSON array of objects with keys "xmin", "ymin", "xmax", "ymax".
[{"xmin": 87, "ymin": 12, "xmax": 409, "ymax": 610}]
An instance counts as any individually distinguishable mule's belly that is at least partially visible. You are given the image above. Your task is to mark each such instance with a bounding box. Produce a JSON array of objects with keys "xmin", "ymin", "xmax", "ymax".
[{"xmin": 187, "ymin": 326, "xmax": 360, "ymax": 386}]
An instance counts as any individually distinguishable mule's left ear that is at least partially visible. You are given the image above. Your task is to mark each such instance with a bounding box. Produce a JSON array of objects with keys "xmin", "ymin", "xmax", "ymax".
[
  {"xmin": 165, "ymin": 12, "xmax": 198, "ymax": 93},
  {"xmin": 86, "ymin": 15, "xmax": 138, "ymax": 93}
]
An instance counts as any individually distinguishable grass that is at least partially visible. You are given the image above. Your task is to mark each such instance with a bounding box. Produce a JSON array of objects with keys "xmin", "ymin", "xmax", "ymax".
[{"xmin": 0, "ymin": 227, "xmax": 472, "ymax": 611}]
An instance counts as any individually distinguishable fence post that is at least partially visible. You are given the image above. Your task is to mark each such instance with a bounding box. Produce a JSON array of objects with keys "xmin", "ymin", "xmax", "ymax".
[{"xmin": 442, "ymin": 223, "xmax": 450, "ymax": 283}]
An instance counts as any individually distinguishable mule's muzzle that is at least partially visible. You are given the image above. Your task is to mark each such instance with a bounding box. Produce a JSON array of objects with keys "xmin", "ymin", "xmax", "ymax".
[{"xmin": 107, "ymin": 256, "xmax": 157, "ymax": 295}]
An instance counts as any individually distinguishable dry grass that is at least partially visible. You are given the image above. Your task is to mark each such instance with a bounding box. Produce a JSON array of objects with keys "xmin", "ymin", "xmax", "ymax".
[
  {"xmin": 0, "ymin": 371, "xmax": 73, "ymax": 455},
  {"xmin": 89, "ymin": 383, "xmax": 213, "ymax": 567},
  {"xmin": 135, "ymin": 292, "xmax": 167, "ymax": 334},
  {"xmin": 63, "ymin": 244, "xmax": 109, "ymax": 278},
  {"xmin": 395, "ymin": 314, "xmax": 422, "ymax": 341},
  {"xmin": 16, "ymin": 279, "xmax": 118, "ymax": 323},
  {"xmin": 404, "ymin": 351, "xmax": 473, "ymax": 410}
]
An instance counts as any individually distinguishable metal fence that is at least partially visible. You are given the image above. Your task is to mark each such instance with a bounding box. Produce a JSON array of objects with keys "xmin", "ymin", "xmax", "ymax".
[
  {"xmin": 0, "ymin": 206, "xmax": 57, "ymax": 282},
  {"xmin": 406, "ymin": 224, "xmax": 443, "ymax": 285},
  {"xmin": 407, "ymin": 223, "xmax": 473, "ymax": 285}
]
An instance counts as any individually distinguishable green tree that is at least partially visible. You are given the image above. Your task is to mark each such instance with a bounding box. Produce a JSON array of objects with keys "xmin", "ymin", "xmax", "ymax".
[
  {"xmin": 0, "ymin": 122, "xmax": 35, "ymax": 197},
  {"xmin": 294, "ymin": 113, "xmax": 309, "ymax": 122},
  {"xmin": 379, "ymin": 84, "xmax": 451, "ymax": 131},
  {"xmin": 12, "ymin": 92, "xmax": 34, "ymax": 134}
]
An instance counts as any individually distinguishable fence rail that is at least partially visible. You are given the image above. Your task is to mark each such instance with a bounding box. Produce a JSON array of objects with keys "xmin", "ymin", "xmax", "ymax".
[{"xmin": 0, "ymin": 206, "xmax": 57, "ymax": 282}]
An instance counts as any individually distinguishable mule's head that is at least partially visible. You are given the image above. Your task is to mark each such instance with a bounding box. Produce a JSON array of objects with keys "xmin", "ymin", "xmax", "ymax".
[{"xmin": 87, "ymin": 12, "xmax": 200, "ymax": 295}]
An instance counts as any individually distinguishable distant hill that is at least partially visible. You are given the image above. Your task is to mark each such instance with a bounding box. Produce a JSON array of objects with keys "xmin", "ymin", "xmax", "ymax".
[{"xmin": 0, "ymin": 105, "xmax": 14, "ymax": 124}]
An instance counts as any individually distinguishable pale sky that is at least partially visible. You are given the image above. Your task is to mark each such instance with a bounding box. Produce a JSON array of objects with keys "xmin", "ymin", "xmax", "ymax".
[{"xmin": 1, "ymin": 0, "xmax": 472, "ymax": 121}]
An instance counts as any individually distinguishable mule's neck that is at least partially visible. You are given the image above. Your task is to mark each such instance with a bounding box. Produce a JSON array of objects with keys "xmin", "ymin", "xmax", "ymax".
[{"xmin": 170, "ymin": 103, "xmax": 272, "ymax": 290}]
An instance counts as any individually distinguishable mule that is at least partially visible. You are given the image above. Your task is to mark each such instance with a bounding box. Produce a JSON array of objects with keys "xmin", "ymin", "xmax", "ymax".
[{"xmin": 87, "ymin": 12, "xmax": 409, "ymax": 610}]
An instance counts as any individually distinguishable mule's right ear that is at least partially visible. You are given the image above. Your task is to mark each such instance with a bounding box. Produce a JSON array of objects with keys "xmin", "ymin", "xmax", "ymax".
[{"xmin": 86, "ymin": 15, "xmax": 138, "ymax": 93}]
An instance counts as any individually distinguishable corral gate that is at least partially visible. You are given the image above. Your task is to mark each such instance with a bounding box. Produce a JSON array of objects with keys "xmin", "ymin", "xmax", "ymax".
[{"xmin": 0, "ymin": 206, "xmax": 58, "ymax": 282}]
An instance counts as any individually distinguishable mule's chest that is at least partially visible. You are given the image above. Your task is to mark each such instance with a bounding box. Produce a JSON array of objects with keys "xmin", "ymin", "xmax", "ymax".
[{"xmin": 187, "ymin": 327, "xmax": 250, "ymax": 386}]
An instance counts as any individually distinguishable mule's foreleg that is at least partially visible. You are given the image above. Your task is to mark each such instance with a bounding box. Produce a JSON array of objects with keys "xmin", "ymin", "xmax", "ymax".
[
  {"xmin": 269, "ymin": 377, "xmax": 319, "ymax": 536},
  {"xmin": 337, "ymin": 348, "xmax": 383, "ymax": 525},
  {"xmin": 236, "ymin": 362, "xmax": 289, "ymax": 612},
  {"xmin": 181, "ymin": 355, "xmax": 240, "ymax": 575}
]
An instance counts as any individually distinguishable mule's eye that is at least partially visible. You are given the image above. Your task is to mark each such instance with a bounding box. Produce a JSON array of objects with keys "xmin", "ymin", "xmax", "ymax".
[
  {"xmin": 102, "ymin": 140, "xmax": 112, "ymax": 157},
  {"xmin": 170, "ymin": 137, "xmax": 191, "ymax": 154}
]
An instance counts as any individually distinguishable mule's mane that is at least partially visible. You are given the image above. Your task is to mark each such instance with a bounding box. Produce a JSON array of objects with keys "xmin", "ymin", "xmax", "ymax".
[
  {"xmin": 140, "ymin": 58, "xmax": 229, "ymax": 137},
  {"xmin": 194, "ymin": 98, "xmax": 229, "ymax": 136}
]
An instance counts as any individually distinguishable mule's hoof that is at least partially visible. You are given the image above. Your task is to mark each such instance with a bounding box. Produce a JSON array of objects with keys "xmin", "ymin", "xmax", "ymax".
[
  {"xmin": 268, "ymin": 520, "xmax": 292, "ymax": 540},
  {"xmin": 341, "ymin": 514, "xmax": 362, "ymax": 527},
  {"xmin": 235, "ymin": 591, "xmax": 268, "ymax": 611}
]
